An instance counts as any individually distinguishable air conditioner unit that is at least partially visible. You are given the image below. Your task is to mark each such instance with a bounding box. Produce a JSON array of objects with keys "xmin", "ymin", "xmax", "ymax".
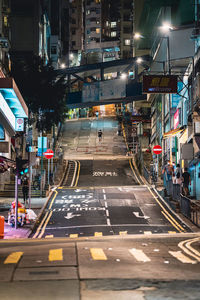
[{"xmin": 191, "ymin": 27, "xmax": 200, "ymax": 40}]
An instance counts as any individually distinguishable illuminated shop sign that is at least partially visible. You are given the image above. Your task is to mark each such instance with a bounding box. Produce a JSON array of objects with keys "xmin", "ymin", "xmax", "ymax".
[
  {"xmin": 0, "ymin": 92, "xmax": 15, "ymax": 130},
  {"xmin": 174, "ymin": 108, "xmax": 179, "ymax": 129},
  {"xmin": 143, "ymin": 75, "xmax": 178, "ymax": 94}
]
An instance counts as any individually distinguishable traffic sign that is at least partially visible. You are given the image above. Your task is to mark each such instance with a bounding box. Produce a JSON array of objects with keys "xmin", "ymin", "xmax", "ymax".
[
  {"xmin": 153, "ymin": 145, "xmax": 162, "ymax": 155},
  {"xmin": 43, "ymin": 149, "xmax": 54, "ymax": 159}
]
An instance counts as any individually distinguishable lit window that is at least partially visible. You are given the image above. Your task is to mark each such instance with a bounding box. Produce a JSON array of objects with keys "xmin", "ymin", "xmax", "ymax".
[
  {"xmin": 111, "ymin": 22, "xmax": 116, "ymax": 28},
  {"xmin": 96, "ymin": 28, "xmax": 100, "ymax": 34},
  {"xmin": 95, "ymin": 0, "xmax": 101, "ymax": 3},
  {"xmin": 86, "ymin": 10, "xmax": 90, "ymax": 15},
  {"xmin": 111, "ymin": 31, "xmax": 116, "ymax": 37},
  {"xmin": 124, "ymin": 39, "xmax": 130, "ymax": 45}
]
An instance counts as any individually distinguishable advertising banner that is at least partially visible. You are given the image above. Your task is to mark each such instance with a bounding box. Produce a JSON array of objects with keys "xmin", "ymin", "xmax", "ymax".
[
  {"xmin": 15, "ymin": 118, "xmax": 24, "ymax": 131},
  {"xmin": 99, "ymin": 79, "xmax": 126, "ymax": 100},
  {"xmin": 82, "ymin": 82, "xmax": 99, "ymax": 103},
  {"xmin": 143, "ymin": 75, "xmax": 178, "ymax": 94},
  {"xmin": 174, "ymin": 108, "xmax": 179, "ymax": 129}
]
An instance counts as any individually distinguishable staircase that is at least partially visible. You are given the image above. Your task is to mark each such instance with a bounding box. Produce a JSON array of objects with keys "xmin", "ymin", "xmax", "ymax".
[{"xmin": 0, "ymin": 181, "xmax": 48, "ymax": 198}]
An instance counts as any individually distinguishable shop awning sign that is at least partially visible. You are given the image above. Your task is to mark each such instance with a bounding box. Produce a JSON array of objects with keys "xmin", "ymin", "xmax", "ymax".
[
  {"xmin": 15, "ymin": 118, "xmax": 24, "ymax": 131},
  {"xmin": 143, "ymin": 75, "xmax": 178, "ymax": 94}
]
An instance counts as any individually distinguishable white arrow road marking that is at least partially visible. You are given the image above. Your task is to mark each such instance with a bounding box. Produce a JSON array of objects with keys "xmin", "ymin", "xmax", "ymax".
[
  {"xmin": 74, "ymin": 189, "xmax": 87, "ymax": 192},
  {"xmin": 129, "ymin": 248, "xmax": 151, "ymax": 262},
  {"xmin": 64, "ymin": 212, "xmax": 81, "ymax": 219},
  {"xmin": 133, "ymin": 212, "xmax": 150, "ymax": 219}
]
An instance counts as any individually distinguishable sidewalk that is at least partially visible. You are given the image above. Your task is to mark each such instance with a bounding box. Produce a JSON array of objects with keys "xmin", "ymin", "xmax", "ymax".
[{"xmin": 0, "ymin": 196, "xmax": 49, "ymax": 239}]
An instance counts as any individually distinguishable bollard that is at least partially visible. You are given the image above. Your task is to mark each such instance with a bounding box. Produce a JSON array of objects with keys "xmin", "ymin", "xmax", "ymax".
[{"xmin": 0, "ymin": 216, "xmax": 4, "ymax": 239}]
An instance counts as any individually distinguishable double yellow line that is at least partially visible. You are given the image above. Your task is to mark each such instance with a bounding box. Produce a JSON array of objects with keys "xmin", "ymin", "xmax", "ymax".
[{"xmin": 33, "ymin": 161, "xmax": 80, "ymax": 239}]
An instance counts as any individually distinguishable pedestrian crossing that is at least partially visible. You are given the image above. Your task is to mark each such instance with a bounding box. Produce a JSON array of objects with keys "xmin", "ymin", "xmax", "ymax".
[{"xmin": 2, "ymin": 246, "xmax": 198, "ymax": 265}]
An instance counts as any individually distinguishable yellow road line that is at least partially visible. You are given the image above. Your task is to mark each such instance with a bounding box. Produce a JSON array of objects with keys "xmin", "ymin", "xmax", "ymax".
[
  {"xmin": 32, "ymin": 211, "xmax": 49, "ymax": 239},
  {"xmin": 4, "ymin": 252, "xmax": 23, "ymax": 264},
  {"xmin": 147, "ymin": 186, "xmax": 185, "ymax": 232},
  {"xmin": 179, "ymin": 238, "xmax": 200, "ymax": 262},
  {"xmin": 161, "ymin": 211, "xmax": 181, "ymax": 233},
  {"xmin": 74, "ymin": 161, "xmax": 80, "ymax": 187},
  {"xmin": 129, "ymin": 248, "xmax": 151, "ymax": 262},
  {"xmin": 45, "ymin": 235, "xmax": 54, "ymax": 238},
  {"xmin": 90, "ymin": 248, "xmax": 107, "ymax": 260},
  {"xmin": 49, "ymin": 248, "xmax": 63, "ymax": 261},
  {"xmin": 70, "ymin": 234, "xmax": 78, "ymax": 238},
  {"xmin": 94, "ymin": 232, "xmax": 103, "ymax": 237},
  {"xmin": 38, "ymin": 211, "xmax": 53, "ymax": 239},
  {"xmin": 144, "ymin": 231, "xmax": 152, "ymax": 235},
  {"xmin": 49, "ymin": 190, "xmax": 58, "ymax": 210},
  {"xmin": 129, "ymin": 159, "xmax": 141, "ymax": 185},
  {"xmin": 119, "ymin": 231, "xmax": 127, "ymax": 235},
  {"xmin": 169, "ymin": 250, "xmax": 197, "ymax": 264}
]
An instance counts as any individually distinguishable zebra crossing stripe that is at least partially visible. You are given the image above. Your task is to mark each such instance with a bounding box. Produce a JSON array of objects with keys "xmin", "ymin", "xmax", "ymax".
[
  {"xmin": 129, "ymin": 248, "xmax": 151, "ymax": 262},
  {"xmin": 90, "ymin": 248, "xmax": 107, "ymax": 260},
  {"xmin": 169, "ymin": 251, "xmax": 197, "ymax": 264},
  {"xmin": 49, "ymin": 249, "xmax": 63, "ymax": 261},
  {"xmin": 4, "ymin": 252, "xmax": 23, "ymax": 264}
]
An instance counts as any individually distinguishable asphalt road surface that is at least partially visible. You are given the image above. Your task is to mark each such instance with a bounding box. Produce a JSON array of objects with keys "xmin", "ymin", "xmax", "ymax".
[{"xmin": 0, "ymin": 234, "xmax": 200, "ymax": 299}]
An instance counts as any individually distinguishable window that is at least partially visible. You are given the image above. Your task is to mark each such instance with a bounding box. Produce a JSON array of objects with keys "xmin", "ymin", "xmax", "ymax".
[
  {"xmin": 95, "ymin": 0, "xmax": 101, "ymax": 3},
  {"xmin": 86, "ymin": 9, "xmax": 90, "ymax": 15},
  {"xmin": 123, "ymin": 27, "xmax": 131, "ymax": 34},
  {"xmin": 106, "ymin": 21, "xmax": 109, "ymax": 26},
  {"xmin": 124, "ymin": 39, "xmax": 130, "ymax": 45},
  {"xmin": 71, "ymin": 8, "xmax": 75, "ymax": 14},
  {"xmin": 111, "ymin": 22, "xmax": 116, "ymax": 28},
  {"xmin": 123, "ymin": 14, "xmax": 130, "ymax": 21},
  {"xmin": 96, "ymin": 38, "xmax": 100, "ymax": 42},
  {"xmin": 87, "ymin": 29, "xmax": 91, "ymax": 34},
  {"xmin": 0, "ymin": 124, "xmax": 5, "ymax": 140},
  {"xmin": 71, "ymin": 18, "xmax": 76, "ymax": 24},
  {"xmin": 96, "ymin": 28, "xmax": 100, "ymax": 33},
  {"xmin": 90, "ymin": 17, "xmax": 96, "ymax": 22},
  {"xmin": 111, "ymin": 31, "xmax": 116, "ymax": 37},
  {"xmin": 96, "ymin": 20, "xmax": 100, "ymax": 24},
  {"xmin": 90, "ymin": 27, "xmax": 96, "ymax": 31},
  {"xmin": 72, "ymin": 29, "xmax": 76, "ymax": 35},
  {"xmin": 72, "ymin": 41, "xmax": 76, "ymax": 46}
]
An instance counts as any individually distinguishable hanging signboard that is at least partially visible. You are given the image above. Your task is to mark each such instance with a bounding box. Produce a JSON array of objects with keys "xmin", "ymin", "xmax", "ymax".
[
  {"xmin": 143, "ymin": 75, "xmax": 178, "ymax": 94},
  {"xmin": 15, "ymin": 118, "xmax": 24, "ymax": 131}
]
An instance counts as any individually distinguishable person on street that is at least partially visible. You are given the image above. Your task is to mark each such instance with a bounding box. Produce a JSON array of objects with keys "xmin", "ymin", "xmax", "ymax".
[
  {"xmin": 95, "ymin": 111, "xmax": 99, "ymax": 119},
  {"xmin": 175, "ymin": 164, "xmax": 182, "ymax": 185},
  {"xmin": 162, "ymin": 160, "xmax": 174, "ymax": 181},
  {"xmin": 22, "ymin": 175, "xmax": 29, "ymax": 205},
  {"xmin": 182, "ymin": 167, "xmax": 191, "ymax": 196},
  {"xmin": 98, "ymin": 129, "xmax": 103, "ymax": 141}
]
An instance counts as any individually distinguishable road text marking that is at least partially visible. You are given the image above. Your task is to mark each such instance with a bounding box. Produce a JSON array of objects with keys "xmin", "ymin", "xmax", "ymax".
[
  {"xmin": 49, "ymin": 249, "xmax": 63, "ymax": 261},
  {"xmin": 129, "ymin": 248, "xmax": 151, "ymax": 262},
  {"xmin": 90, "ymin": 248, "xmax": 107, "ymax": 260},
  {"xmin": 4, "ymin": 252, "xmax": 23, "ymax": 264}
]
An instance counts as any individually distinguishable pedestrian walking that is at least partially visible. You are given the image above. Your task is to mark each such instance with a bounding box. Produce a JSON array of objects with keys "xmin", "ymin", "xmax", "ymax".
[
  {"xmin": 182, "ymin": 167, "xmax": 191, "ymax": 196},
  {"xmin": 175, "ymin": 164, "xmax": 182, "ymax": 185},
  {"xmin": 21, "ymin": 175, "xmax": 29, "ymax": 205},
  {"xmin": 172, "ymin": 162, "xmax": 176, "ymax": 184},
  {"xmin": 162, "ymin": 160, "xmax": 174, "ymax": 181},
  {"xmin": 98, "ymin": 129, "xmax": 103, "ymax": 141}
]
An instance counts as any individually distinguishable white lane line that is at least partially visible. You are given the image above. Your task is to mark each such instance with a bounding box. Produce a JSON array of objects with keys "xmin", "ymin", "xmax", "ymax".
[
  {"xmin": 106, "ymin": 210, "xmax": 109, "ymax": 217},
  {"xmin": 129, "ymin": 248, "xmax": 151, "ymax": 262},
  {"xmin": 103, "ymin": 189, "xmax": 105, "ymax": 193},
  {"xmin": 169, "ymin": 251, "xmax": 197, "ymax": 264},
  {"xmin": 46, "ymin": 224, "xmax": 168, "ymax": 229},
  {"xmin": 105, "ymin": 201, "xmax": 108, "ymax": 208},
  {"xmin": 103, "ymin": 194, "xmax": 106, "ymax": 200},
  {"xmin": 107, "ymin": 218, "xmax": 111, "ymax": 226}
]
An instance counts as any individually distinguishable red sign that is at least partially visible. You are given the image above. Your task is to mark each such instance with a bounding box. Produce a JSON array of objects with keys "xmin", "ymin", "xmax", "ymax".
[
  {"xmin": 153, "ymin": 145, "xmax": 162, "ymax": 155},
  {"xmin": 174, "ymin": 108, "xmax": 179, "ymax": 129},
  {"xmin": 143, "ymin": 75, "xmax": 178, "ymax": 94},
  {"xmin": 43, "ymin": 149, "xmax": 54, "ymax": 159}
]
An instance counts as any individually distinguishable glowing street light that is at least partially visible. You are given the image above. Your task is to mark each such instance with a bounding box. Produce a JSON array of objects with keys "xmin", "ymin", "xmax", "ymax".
[
  {"xmin": 160, "ymin": 22, "xmax": 173, "ymax": 32},
  {"xmin": 134, "ymin": 32, "xmax": 143, "ymax": 40},
  {"xmin": 121, "ymin": 73, "xmax": 127, "ymax": 79},
  {"xmin": 136, "ymin": 57, "xmax": 143, "ymax": 64},
  {"xmin": 60, "ymin": 63, "xmax": 66, "ymax": 69}
]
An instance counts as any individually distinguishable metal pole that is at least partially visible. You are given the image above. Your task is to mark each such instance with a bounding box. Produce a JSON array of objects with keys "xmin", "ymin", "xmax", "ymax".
[
  {"xmin": 28, "ymin": 165, "xmax": 32, "ymax": 209},
  {"xmin": 167, "ymin": 36, "xmax": 171, "ymax": 75},
  {"xmin": 15, "ymin": 174, "xmax": 18, "ymax": 229},
  {"xmin": 40, "ymin": 134, "xmax": 43, "ymax": 197},
  {"xmin": 48, "ymin": 158, "xmax": 50, "ymax": 185}
]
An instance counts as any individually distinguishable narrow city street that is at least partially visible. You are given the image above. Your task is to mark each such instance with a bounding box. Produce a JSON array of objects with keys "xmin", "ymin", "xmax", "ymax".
[{"xmin": 31, "ymin": 118, "xmax": 191, "ymax": 238}]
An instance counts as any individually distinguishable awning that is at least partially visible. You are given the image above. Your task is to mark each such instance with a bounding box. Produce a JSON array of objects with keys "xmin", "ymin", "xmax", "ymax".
[
  {"xmin": 163, "ymin": 126, "xmax": 184, "ymax": 138},
  {"xmin": 0, "ymin": 78, "xmax": 28, "ymax": 133}
]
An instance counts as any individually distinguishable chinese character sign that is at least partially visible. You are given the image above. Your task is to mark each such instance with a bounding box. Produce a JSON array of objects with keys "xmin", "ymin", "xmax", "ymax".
[{"xmin": 143, "ymin": 75, "xmax": 178, "ymax": 94}]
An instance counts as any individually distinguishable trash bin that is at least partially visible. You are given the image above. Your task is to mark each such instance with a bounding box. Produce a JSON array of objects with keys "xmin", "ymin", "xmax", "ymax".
[{"xmin": 0, "ymin": 216, "xmax": 4, "ymax": 239}]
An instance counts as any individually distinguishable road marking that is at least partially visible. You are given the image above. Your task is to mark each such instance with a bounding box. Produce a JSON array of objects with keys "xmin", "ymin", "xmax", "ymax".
[
  {"xmin": 70, "ymin": 161, "xmax": 78, "ymax": 187},
  {"xmin": 102, "ymin": 189, "xmax": 105, "ymax": 193},
  {"xmin": 4, "ymin": 252, "xmax": 23, "ymax": 264},
  {"xmin": 161, "ymin": 211, "xmax": 180, "ymax": 232},
  {"xmin": 129, "ymin": 159, "xmax": 141, "ymax": 184},
  {"xmin": 133, "ymin": 211, "xmax": 150, "ymax": 219},
  {"xmin": 38, "ymin": 211, "xmax": 53, "ymax": 239},
  {"xmin": 168, "ymin": 231, "xmax": 176, "ymax": 234},
  {"xmin": 119, "ymin": 231, "xmax": 127, "ymax": 235},
  {"xmin": 104, "ymin": 201, "xmax": 108, "ymax": 208},
  {"xmin": 146, "ymin": 186, "xmax": 186, "ymax": 233},
  {"xmin": 49, "ymin": 249, "xmax": 63, "ymax": 261},
  {"xmin": 144, "ymin": 231, "xmax": 152, "ymax": 235},
  {"xmin": 45, "ymin": 235, "xmax": 54, "ymax": 238},
  {"xmin": 178, "ymin": 237, "xmax": 200, "ymax": 262},
  {"xmin": 90, "ymin": 248, "xmax": 107, "ymax": 260},
  {"xmin": 106, "ymin": 210, "xmax": 109, "ymax": 217},
  {"xmin": 129, "ymin": 248, "xmax": 151, "ymax": 262},
  {"xmin": 74, "ymin": 161, "xmax": 80, "ymax": 187},
  {"xmin": 32, "ymin": 211, "xmax": 49, "ymax": 239},
  {"xmin": 70, "ymin": 234, "xmax": 78, "ymax": 238},
  {"xmin": 94, "ymin": 232, "xmax": 103, "ymax": 237},
  {"xmin": 103, "ymin": 194, "xmax": 106, "ymax": 200},
  {"xmin": 107, "ymin": 218, "xmax": 111, "ymax": 226},
  {"xmin": 169, "ymin": 251, "xmax": 197, "ymax": 264}
]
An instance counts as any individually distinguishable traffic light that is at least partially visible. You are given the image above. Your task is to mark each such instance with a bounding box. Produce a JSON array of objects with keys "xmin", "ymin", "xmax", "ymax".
[{"xmin": 16, "ymin": 158, "xmax": 29, "ymax": 176}]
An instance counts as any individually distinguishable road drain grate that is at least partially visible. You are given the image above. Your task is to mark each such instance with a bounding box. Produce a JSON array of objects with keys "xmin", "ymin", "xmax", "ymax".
[{"xmin": 29, "ymin": 271, "xmax": 59, "ymax": 275}]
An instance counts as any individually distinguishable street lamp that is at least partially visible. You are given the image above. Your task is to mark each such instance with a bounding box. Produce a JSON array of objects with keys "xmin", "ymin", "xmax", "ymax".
[{"xmin": 160, "ymin": 22, "xmax": 173, "ymax": 75}]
